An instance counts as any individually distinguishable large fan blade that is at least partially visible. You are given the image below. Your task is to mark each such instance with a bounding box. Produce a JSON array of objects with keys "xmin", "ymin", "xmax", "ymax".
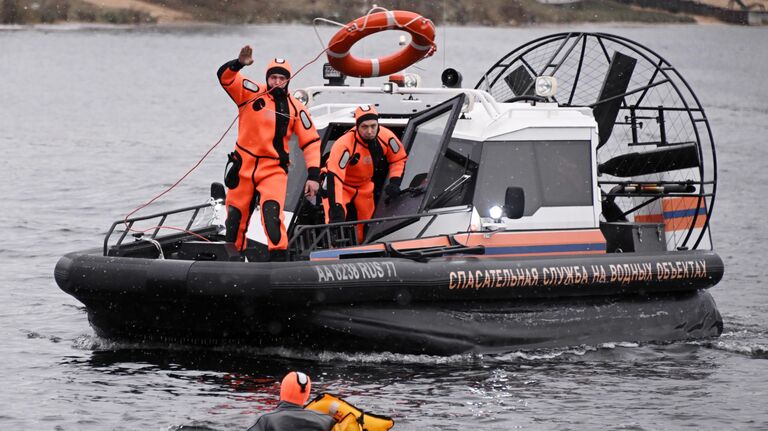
[
  {"xmin": 594, "ymin": 52, "xmax": 637, "ymax": 149},
  {"xmin": 598, "ymin": 143, "xmax": 700, "ymax": 177},
  {"xmin": 503, "ymin": 66, "xmax": 535, "ymax": 100}
]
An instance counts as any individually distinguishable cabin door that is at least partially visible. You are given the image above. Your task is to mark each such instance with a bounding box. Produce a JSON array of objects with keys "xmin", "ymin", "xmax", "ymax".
[{"xmin": 365, "ymin": 94, "xmax": 466, "ymax": 243}]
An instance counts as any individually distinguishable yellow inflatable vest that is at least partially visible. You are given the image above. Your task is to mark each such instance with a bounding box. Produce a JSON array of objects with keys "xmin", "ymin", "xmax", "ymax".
[{"xmin": 305, "ymin": 393, "xmax": 395, "ymax": 431}]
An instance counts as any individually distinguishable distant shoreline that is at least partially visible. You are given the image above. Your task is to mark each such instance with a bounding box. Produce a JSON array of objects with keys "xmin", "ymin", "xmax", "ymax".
[
  {"xmin": 1, "ymin": 0, "xmax": 699, "ymax": 26},
  {"xmin": 8, "ymin": 0, "xmax": 762, "ymax": 28},
  {"xmin": 1, "ymin": 21, "xmax": 724, "ymax": 32}
]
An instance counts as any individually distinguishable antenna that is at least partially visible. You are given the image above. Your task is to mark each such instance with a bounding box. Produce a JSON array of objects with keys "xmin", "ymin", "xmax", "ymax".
[{"xmin": 443, "ymin": 0, "xmax": 447, "ymax": 71}]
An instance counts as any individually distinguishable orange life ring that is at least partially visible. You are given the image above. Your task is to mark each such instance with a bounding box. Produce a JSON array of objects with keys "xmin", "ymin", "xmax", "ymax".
[{"xmin": 327, "ymin": 10, "xmax": 436, "ymax": 78}]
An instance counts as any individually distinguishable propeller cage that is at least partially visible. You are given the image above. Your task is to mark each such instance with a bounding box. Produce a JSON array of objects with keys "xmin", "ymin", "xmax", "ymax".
[{"xmin": 476, "ymin": 33, "xmax": 717, "ymax": 251}]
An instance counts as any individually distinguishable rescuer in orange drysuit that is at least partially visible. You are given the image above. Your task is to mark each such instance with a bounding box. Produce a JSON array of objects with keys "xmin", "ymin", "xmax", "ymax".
[
  {"xmin": 218, "ymin": 45, "xmax": 320, "ymax": 261},
  {"xmin": 323, "ymin": 105, "xmax": 407, "ymax": 241}
]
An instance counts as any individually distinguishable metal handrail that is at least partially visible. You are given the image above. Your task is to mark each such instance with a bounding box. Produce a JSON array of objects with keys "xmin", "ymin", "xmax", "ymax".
[
  {"xmin": 303, "ymin": 85, "xmax": 501, "ymax": 118},
  {"xmin": 103, "ymin": 199, "xmax": 470, "ymax": 258},
  {"xmin": 289, "ymin": 206, "xmax": 471, "ymax": 258},
  {"xmin": 103, "ymin": 201, "xmax": 215, "ymax": 256}
]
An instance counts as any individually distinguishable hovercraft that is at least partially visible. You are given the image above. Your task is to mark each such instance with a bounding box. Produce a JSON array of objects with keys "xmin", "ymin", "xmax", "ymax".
[{"xmin": 55, "ymin": 30, "xmax": 723, "ymax": 355}]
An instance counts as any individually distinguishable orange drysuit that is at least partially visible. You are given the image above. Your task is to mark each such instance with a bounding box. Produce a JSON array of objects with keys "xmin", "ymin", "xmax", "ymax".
[
  {"xmin": 218, "ymin": 58, "xmax": 320, "ymax": 252},
  {"xmin": 323, "ymin": 109, "xmax": 407, "ymax": 242}
]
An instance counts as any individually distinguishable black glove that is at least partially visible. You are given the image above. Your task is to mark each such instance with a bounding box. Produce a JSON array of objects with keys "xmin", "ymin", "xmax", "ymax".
[
  {"xmin": 385, "ymin": 177, "xmax": 402, "ymax": 199},
  {"xmin": 307, "ymin": 167, "xmax": 321, "ymax": 182},
  {"xmin": 317, "ymin": 172, "xmax": 328, "ymax": 199},
  {"xmin": 224, "ymin": 151, "xmax": 242, "ymax": 189},
  {"xmin": 328, "ymin": 203, "xmax": 346, "ymax": 224}
]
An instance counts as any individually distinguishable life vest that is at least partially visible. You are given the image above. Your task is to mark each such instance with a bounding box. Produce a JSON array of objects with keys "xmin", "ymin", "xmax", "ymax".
[
  {"xmin": 305, "ymin": 393, "xmax": 394, "ymax": 431},
  {"xmin": 333, "ymin": 413, "xmax": 365, "ymax": 431}
]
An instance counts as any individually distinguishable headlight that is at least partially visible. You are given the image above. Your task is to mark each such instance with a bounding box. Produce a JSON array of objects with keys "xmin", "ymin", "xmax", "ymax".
[
  {"xmin": 534, "ymin": 76, "xmax": 557, "ymax": 97},
  {"xmin": 292, "ymin": 89, "xmax": 309, "ymax": 105},
  {"xmin": 489, "ymin": 205, "xmax": 503, "ymax": 220}
]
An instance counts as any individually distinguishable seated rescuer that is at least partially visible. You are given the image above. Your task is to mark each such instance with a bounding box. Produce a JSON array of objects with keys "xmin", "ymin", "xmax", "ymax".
[
  {"xmin": 247, "ymin": 371, "xmax": 335, "ymax": 431},
  {"xmin": 322, "ymin": 105, "xmax": 408, "ymax": 242},
  {"xmin": 218, "ymin": 45, "xmax": 321, "ymax": 261}
]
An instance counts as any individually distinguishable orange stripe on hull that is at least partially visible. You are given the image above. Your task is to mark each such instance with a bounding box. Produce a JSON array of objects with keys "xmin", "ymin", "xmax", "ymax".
[
  {"xmin": 394, "ymin": 236, "xmax": 452, "ymax": 250},
  {"xmin": 478, "ymin": 250, "xmax": 607, "ymax": 259},
  {"xmin": 662, "ymin": 197, "xmax": 706, "ymax": 212},
  {"xmin": 665, "ymin": 215, "xmax": 707, "ymax": 232},
  {"xmin": 311, "ymin": 231, "xmax": 607, "ymax": 261},
  {"xmin": 454, "ymin": 229, "xmax": 606, "ymax": 248},
  {"xmin": 635, "ymin": 197, "xmax": 708, "ymax": 231}
]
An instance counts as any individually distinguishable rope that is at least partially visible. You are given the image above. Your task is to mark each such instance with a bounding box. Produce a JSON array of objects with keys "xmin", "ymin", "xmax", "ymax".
[
  {"xmin": 122, "ymin": 39, "xmax": 335, "ymax": 239},
  {"xmin": 123, "ymin": 6, "xmax": 437, "ymax": 242},
  {"xmin": 314, "ymin": 6, "xmax": 437, "ymax": 65}
]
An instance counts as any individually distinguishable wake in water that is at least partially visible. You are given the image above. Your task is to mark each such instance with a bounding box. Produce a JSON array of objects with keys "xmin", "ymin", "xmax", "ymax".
[
  {"xmin": 73, "ymin": 333, "xmax": 720, "ymax": 367},
  {"xmin": 692, "ymin": 318, "xmax": 768, "ymax": 359}
]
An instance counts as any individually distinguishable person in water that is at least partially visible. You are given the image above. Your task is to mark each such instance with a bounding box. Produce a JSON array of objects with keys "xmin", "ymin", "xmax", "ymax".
[
  {"xmin": 323, "ymin": 105, "xmax": 408, "ymax": 241},
  {"xmin": 218, "ymin": 45, "xmax": 321, "ymax": 261},
  {"xmin": 248, "ymin": 371, "xmax": 335, "ymax": 431}
]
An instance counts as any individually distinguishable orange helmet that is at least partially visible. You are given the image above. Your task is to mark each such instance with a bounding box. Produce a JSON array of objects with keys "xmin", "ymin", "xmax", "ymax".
[
  {"xmin": 354, "ymin": 104, "xmax": 379, "ymax": 127},
  {"xmin": 266, "ymin": 58, "xmax": 292, "ymax": 80},
  {"xmin": 279, "ymin": 371, "xmax": 311, "ymax": 405}
]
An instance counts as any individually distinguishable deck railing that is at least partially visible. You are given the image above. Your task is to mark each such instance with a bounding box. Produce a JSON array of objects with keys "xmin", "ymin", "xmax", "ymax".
[
  {"xmin": 103, "ymin": 199, "xmax": 471, "ymax": 259},
  {"xmin": 289, "ymin": 207, "xmax": 471, "ymax": 259},
  {"xmin": 103, "ymin": 201, "xmax": 218, "ymax": 256}
]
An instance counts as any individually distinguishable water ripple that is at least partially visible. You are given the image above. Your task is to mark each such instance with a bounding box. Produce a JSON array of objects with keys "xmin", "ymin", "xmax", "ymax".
[{"xmin": 2, "ymin": 23, "xmax": 768, "ymax": 431}]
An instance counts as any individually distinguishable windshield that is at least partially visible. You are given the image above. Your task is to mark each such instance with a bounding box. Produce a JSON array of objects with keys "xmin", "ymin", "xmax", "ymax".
[
  {"xmin": 425, "ymin": 138, "xmax": 482, "ymax": 210},
  {"xmin": 399, "ymin": 108, "xmax": 453, "ymax": 192}
]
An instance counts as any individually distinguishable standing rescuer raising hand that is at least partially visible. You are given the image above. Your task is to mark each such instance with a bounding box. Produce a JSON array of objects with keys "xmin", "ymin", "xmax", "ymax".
[{"xmin": 217, "ymin": 45, "xmax": 321, "ymax": 261}]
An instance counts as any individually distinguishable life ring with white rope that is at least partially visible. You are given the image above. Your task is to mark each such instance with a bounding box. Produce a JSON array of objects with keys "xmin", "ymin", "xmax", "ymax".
[{"xmin": 326, "ymin": 10, "xmax": 436, "ymax": 78}]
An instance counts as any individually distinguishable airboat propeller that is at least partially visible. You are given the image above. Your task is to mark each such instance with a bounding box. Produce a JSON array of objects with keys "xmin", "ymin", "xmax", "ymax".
[{"xmin": 476, "ymin": 32, "xmax": 716, "ymax": 251}]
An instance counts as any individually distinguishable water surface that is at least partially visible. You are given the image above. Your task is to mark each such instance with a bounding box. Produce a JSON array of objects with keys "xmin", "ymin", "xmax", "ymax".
[{"xmin": 1, "ymin": 23, "xmax": 766, "ymax": 430}]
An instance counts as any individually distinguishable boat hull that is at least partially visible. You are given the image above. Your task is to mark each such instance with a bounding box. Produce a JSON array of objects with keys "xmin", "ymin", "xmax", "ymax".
[{"xmin": 55, "ymin": 249, "xmax": 724, "ymax": 354}]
